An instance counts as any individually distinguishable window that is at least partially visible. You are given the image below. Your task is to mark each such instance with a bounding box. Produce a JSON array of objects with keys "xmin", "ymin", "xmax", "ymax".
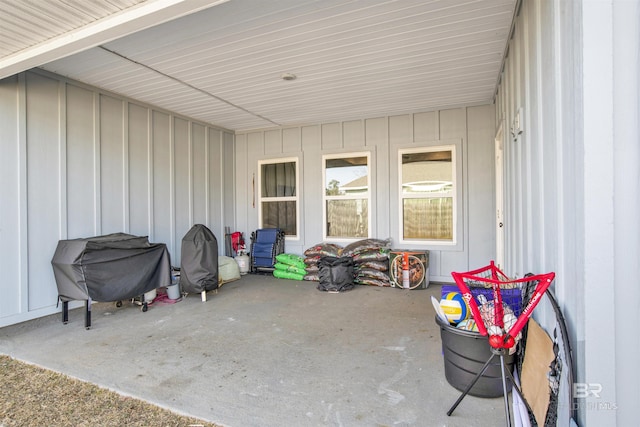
[
  {"xmin": 323, "ymin": 152, "xmax": 370, "ymax": 239},
  {"xmin": 258, "ymin": 158, "xmax": 299, "ymax": 237},
  {"xmin": 399, "ymin": 146, "xmax": 456, "ymax": 244}
]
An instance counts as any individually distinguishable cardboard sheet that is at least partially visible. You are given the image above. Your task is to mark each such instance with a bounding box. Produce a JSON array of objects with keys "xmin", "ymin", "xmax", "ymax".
[{"xmin": 521, "ymin": 318, "xmax": 555, "ymax": 426}]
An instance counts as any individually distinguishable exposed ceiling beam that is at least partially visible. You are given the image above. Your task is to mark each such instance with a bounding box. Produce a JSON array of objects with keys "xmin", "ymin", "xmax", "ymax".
[{"xmin": 0, "ymin": 0, "xmax": 230, "ymax": 80}]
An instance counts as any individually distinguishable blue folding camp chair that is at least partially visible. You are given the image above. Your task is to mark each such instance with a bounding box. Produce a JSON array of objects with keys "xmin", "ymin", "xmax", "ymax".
[{"xmin": 249, "ymin": 228, "xmax": 285, "ymax": 274}]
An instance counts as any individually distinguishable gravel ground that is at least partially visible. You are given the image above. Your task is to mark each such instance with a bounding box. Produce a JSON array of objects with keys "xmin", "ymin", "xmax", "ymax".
[{"xmin": 0, "ymin": 355, "xmax": 222, "ymax": 427}]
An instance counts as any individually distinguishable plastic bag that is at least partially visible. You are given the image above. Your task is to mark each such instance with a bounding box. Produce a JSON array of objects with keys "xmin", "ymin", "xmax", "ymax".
[
  {"xmin": 273, "ymin": 269, "xmax": 305, "ymax": 280},
  {"xmin": 317, "ymin": 256, "xmax": 355, "ymax": 292},
  {"xmin": 352, "ymin": 248, "xmax": 390, "ymax": 263},
  {"xmin": 275, "ymin": 253, "xmax": 307, "ymax": 270},
  {"xmin": 355, "ymin": 277, "xmax": 390, "ymax": 287},
  {"xmin": 357, "ymin": 260, "xmax": 389, "ymax": 271},
  {"xmin": 356, "ymin": 268, "xmax": 390, "ymax": 283},
  {"xmin": 218, "ymin": 256, "xmax": 241, "ymax": 284},
  {"xmin": 304, "ymin": 243, "xmax": 343, "ymax": 257},
  {"xmin": 342, "ymin": 238, "xmax": 391, "ymax": 257},
  {"xmin": 274, "ymin": 262, "xmax": 306, "ymax": 276}
]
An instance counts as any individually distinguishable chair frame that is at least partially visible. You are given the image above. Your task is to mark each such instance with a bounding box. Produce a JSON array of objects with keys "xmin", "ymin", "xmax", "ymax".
[{"xmin": 249, "ymin": 228, "xmax": 285, "ymax": 274}]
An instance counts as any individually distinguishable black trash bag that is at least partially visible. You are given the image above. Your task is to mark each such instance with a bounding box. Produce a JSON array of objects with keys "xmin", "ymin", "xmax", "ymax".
[
  {"xmin": 317, "ymin": 256, "xmax": 355, "ymax": 292},
  {"xmin": 180, "ymin": 224, "xmax": 219, "ymax": 294}
]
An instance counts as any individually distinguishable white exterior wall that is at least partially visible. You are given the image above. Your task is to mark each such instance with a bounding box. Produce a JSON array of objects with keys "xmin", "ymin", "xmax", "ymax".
[
  {"xmin": 0, "ymin": 69, "xmax": 235, "ymax": 328},
  {"xmin": 495, "ymin": 1, "xmax": 640, "ymax": 426},
  {"xmin": 235, "ymin": 105, "xmax": 496, "ymax": 283}
]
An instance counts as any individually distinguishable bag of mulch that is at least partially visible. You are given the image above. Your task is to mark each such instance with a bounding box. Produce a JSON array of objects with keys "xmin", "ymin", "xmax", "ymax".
[
  {"xmin": 303, "ymin": 243, "xmax": 343, "ymax": 257},
  {"xmin": 352, "ymin": 248, "xmax": 390, "ymax": 263},
  {"xmin": 355, "ymin": 277, "xmax": 390, "ymax": 287},
  {"xmin": 304, "ymin": 264, "xmax": 319, "ymax": 274},
  {"xmin": 357, "ymin": 260, "xmax": 389, "ymax": 271},
  {"xmin": 317, "ymin": 256, "xmax": 355, "ymax": 292},
  {"xmin": 355, "ymin": 268, "xmax": 390, "ymax": 283},
  {"xmin": 304, "ymin": 255, "xmax": 321, "ymax": 267},
  {"xmin": 341, "ymin": 238, "xmax": 391, "ymax": 257}
]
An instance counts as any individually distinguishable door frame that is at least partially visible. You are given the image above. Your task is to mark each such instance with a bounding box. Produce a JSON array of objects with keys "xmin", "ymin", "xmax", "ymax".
[{"xmin": 494, "ymin": 122, "xmax": 505, "ymax": 269}]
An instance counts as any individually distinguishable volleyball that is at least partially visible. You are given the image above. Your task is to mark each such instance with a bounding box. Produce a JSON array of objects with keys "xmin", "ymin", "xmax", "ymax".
[{"xmin": 440, "ymin": 292, "xmax": 469, "ymax": 324}]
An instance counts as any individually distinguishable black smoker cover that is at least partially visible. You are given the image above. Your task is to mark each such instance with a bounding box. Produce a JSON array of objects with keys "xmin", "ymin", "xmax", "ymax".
[
  {"xmin": 51, "ymin": 233, "xmax": 171, "ymax": 302},
  {"xmin": 180, "ymin": 224, "xmax": 219, "ymax": 293}
]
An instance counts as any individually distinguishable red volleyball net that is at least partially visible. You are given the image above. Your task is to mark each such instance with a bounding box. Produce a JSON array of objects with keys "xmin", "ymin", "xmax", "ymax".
[{"xmin": 451, "ymin": 261, "xmax": 555, "ymax": 349}]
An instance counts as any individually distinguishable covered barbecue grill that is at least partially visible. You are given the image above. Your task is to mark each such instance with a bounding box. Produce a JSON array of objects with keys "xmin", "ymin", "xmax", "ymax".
[{"xmin": 51, "ymin": 233, "xmax": 171, "ymax": 328}]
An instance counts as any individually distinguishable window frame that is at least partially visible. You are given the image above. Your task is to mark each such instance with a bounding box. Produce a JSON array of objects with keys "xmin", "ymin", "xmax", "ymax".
[
  {"xmin": 257, "ymin": 156, "xmax": 300, "ymax": 239},
  {"xmin": 322, "ymin": 151, "xmax": 372, "ymax": 242},
  {"xmin": 398, "ymin": 144, "xmax": 458, "ymax": 247}
]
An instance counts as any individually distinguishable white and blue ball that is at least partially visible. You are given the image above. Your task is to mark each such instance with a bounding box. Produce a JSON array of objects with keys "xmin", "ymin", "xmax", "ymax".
[{"xmin": 440, "ymin": 292, "xmax": 469, "ymax": 324}]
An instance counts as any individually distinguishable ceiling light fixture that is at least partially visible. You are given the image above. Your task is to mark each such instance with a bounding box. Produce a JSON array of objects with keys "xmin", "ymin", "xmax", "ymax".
[{"xmin": 281, "ymin": 72, "xmax": 297, "ymax": 81}]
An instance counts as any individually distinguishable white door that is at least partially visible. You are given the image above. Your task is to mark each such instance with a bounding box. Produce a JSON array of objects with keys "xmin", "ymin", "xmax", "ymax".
[{"xmin": 495, "ymin": 123, "xmax": 505, "ymax": 269}]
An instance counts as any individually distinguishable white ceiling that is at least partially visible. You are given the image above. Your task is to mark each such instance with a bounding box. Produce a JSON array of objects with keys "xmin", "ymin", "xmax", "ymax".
[{"xmin": 1, "ymin": 0, "xmax": 518, "ymax": 132}]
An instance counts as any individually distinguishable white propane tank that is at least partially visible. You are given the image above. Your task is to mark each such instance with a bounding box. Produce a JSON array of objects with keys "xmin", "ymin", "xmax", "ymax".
[{"xmin": 235, "ymin": 251, "xmax": 250, "ymax": 275}]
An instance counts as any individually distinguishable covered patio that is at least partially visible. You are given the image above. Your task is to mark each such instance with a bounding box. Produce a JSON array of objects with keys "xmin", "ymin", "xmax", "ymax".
[
  {"xmin": 0, "ymin": 275, "xmax": 505, "ymax": 427},
  {"xmin": 2, "ymin": 1, "xmax": 639, "ymax": 426}
]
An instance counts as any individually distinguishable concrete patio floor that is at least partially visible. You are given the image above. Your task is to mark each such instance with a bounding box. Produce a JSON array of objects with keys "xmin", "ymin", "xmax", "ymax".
[{"xmin": 0, "ymin": 274, "xmax": 510, "ymax": 427}]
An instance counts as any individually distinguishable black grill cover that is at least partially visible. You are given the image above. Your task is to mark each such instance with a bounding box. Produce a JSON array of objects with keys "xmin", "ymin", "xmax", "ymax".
[
  {"xmin": 51, "ymin": 233, "xmax": 171, "ymax": 302},
  {"xmin": 317, "ymin": 256, "xmax": 355, "ymax": 292},
  {"xmin": 180, "ymin": 224, "xmax": 219, "ymax": 293}
]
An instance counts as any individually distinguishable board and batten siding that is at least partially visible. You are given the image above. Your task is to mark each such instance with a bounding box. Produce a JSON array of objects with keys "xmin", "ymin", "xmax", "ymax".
[
  {"xmin": 0, "ymin": 69, "xmax": 234, "ymax": 328},
  {"xmin": 235, "ymin": 105, "xmax": 496, "ymax": 283},
  {"xmin": 495, "ymin": 1, "xmax": 640, "ymax": 426}
]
